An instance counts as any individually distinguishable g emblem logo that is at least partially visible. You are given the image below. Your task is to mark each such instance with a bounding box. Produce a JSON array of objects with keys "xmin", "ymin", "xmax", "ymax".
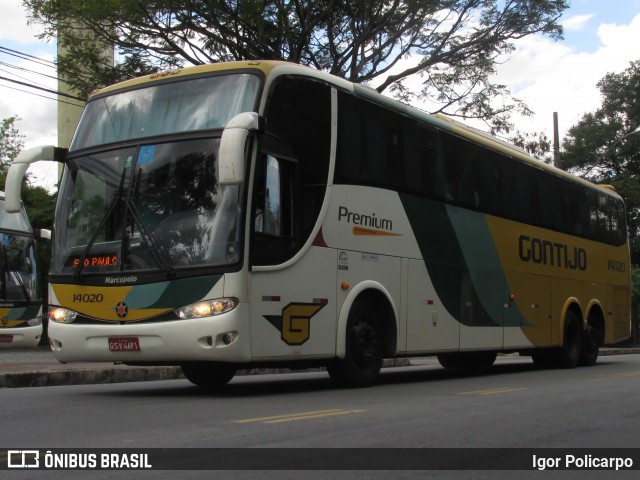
[{"xmin": 264, "ymin": 303, "xmax": 326, "ymax": 346}]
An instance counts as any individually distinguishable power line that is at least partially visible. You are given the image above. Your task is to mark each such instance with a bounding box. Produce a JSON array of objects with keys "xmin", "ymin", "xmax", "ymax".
[
  {"xmin": 0, "ymin": 44, "xmax": 103, "ymax": 86},
  {"xmin": 0, "ymin": 45, "xmax": 56, "ymax": 69},
  {"xmin": 0, "ymin": 59, "xmax": 59, "ymax": 82},
  {"xmin": 0, "ymin": 75, "xmax": 85, "ymax": 101},
  {"xmin": 0, "ymin": 83, "xmax": 84, "ymax": 109}
]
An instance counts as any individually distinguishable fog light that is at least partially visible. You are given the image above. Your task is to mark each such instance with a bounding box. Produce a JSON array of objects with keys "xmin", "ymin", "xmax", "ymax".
[{"xmin": 220, "ymin": 331, "xmax": 238, "ymax": 346}]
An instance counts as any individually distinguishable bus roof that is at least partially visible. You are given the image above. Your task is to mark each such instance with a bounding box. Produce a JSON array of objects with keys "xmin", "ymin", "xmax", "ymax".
[{"xmin": 89, "ymin": 60, "xmax": 619, "ymax": 200}]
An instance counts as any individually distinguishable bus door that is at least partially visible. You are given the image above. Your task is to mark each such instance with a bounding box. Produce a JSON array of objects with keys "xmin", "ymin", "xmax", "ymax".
[{"xmin": 248, "ymin": 153, "xmax": 337, "ymax": 360}]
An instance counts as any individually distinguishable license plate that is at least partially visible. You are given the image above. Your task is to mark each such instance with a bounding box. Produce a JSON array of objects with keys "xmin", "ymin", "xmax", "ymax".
[
  {"xmin": 0, "ymin": 334, "xmax": 14, "ymax": 343},
  {"xmin": 108, "ymin": 337, "xmax": 141, "ymax": 352}
]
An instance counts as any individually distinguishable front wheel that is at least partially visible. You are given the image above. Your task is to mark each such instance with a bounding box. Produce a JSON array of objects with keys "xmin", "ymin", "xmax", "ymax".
[
  {"xmin": 327, "ymin": 302, "xmax": 383, "ymax": 388},
  {"xmin": 181, "ymin": 363, "xmax": 236, "ymax": 389}
]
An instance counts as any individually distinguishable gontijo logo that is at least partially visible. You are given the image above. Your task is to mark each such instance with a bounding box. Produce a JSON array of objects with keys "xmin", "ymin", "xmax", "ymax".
[{"xmin": 518, "ymin": 235, "xmax": 587, "ymax": 271}]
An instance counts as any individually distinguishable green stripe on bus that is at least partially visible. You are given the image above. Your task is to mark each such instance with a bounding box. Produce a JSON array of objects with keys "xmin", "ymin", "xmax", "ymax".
[
  {"xmin": 400, "ymin": 193, "xmax": 528, "ymax": 327},
  {"xmin": 132, "ymin": 275, "xmax": 223, "ymax": 309}
]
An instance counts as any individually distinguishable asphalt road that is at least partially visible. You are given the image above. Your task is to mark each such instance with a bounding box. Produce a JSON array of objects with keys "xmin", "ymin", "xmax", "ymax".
[{"xmin": 2, "ymin": 354, "xmax": 640, "ymax": 479}]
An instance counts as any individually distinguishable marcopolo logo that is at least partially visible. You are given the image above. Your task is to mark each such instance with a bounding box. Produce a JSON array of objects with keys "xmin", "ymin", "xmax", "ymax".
[{"xmin": 105, "ymin": 276, "xmax": 138, "ymax": 285}]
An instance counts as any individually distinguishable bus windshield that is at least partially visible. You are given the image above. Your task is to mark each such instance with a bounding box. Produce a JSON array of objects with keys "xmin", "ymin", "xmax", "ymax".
[
  {"xmin": 70, "ymin": 73, "xmax": 261, "ymax": 150},
  {"xmin": 53, "ymin": 137, "xmax": 243, "ymax": 275},
  {"xmin": 0, "ymin": 200, "xmax": 40, "ymax": 304},
  {"xmin": 51, "ymin": 72, "xmax": 262, "ymax": 277}
]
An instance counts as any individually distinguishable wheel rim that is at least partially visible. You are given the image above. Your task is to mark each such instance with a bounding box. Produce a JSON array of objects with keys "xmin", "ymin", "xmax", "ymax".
[{"xmin": 351, "ymin": 319, "xmax": 380, "ymax": 369}]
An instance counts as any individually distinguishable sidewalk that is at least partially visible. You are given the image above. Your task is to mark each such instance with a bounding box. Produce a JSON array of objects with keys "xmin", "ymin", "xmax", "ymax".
[
  {"xmin": 1, "ymin": 346, "xmax": 639, "ymax": 389},
  {"xmin": 0, "ymin": 346, "xmax": 183, "ymax": 388}
]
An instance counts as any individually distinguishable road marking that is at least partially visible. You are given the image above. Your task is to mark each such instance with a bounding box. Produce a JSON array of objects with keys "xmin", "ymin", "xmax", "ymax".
[
  {"xmin": 586, "ymin": 371, "xmax": 640, "ymax": 382},
  {"xmin": 459, "ymin": 387, "xmax": 527, "ymax": 396},
  {"xmin": 234, "ymin": 409, "xmax": 366, "ymax": 424}
]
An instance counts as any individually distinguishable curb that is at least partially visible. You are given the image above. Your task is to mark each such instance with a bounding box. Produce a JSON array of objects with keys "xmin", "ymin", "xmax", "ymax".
[
  {"xmin": 1, "ymin": 351, "xmax": 637, "ymax": 389},
  {"xmin": 0, "ymin": 366, "xmax": 184, "ymax": 389},
  {"xmin": 0, "ymin": 358, "xmax": 411, "ymax": 389}
]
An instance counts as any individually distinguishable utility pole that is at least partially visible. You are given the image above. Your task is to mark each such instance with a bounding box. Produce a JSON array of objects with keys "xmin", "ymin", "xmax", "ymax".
[
  {"xmin": 57, "ymin": 22, "xmax": 113, "ymax": 178},
  {"xmin": 553, "ymin": 112, "xmax": 560, "ymax": 169}
]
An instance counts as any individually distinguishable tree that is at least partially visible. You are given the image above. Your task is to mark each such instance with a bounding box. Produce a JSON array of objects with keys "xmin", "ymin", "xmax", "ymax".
[
  {"xmin": 1, "ymin": 115, "xmax": 25, "ymax": 173},
  {"xmin": 560, "ymin": 60, "xmax": 640, "ymax": 261},
  {"xmin": 24, "ymin": 0, "xmax": 569, "ymax": 132},
  {"xmin": 509, "ymin": 129, "xmax": 553, "ymax": 164}
]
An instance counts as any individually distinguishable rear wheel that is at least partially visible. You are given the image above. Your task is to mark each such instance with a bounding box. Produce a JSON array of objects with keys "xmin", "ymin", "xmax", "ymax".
[
  {"xmin": 558, "ymin": 311, "xmax": 582, "ymax": 368},
  {"xmin": 437, "ymin": 351, "xmax": 497, "ymax": 369},
  {"xmin": 181, "ymin": 363, "xmax": 236, "ymax": 389},
  {"xmin": 327, "ymin": 302, "xmax": 383, "ymax": 388},
  {"xmin": 579, "ymin": 322, "xmax": 601, "ymax": 367},
  {"xmin": 532, "ymin": 311, "xmax": 582, "ymax": 369}
]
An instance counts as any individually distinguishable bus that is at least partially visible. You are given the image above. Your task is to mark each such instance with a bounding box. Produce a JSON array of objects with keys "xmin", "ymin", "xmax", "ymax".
[
  {"xmin": 4, "ymin": 60, "xmax": 631, "ymax": 387},
  {"xmin": 0, "ymin": 192, "xmax": 45, "ymax": 348}
]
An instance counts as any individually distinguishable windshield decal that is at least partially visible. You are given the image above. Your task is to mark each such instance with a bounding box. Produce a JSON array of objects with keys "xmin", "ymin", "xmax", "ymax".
[{"xmin": 137, "ymin": 145, "xmax": 156, "ymax": 165}]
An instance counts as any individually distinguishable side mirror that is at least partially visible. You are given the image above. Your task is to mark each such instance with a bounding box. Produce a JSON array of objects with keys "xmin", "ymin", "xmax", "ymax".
[
  {"xmin": 218, "ymin": 112, "xmax": 261, "ymax": 185},
  {"xmin": 4, "ymin": 145, "xmax": 67, "ymax": 213}
]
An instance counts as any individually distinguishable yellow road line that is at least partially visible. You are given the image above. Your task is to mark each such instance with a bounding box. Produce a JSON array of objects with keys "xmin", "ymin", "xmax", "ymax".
[
  {"xmin": 459, "ymin": 387, "xmax": 527, "ymax": 396},
  {"xmin": 234, "ymin": 409, "xmax": 366, "ymax": 424},
  {"xmin": 586, "ymin": 371, "xmax": 640, "ymax": 382}
]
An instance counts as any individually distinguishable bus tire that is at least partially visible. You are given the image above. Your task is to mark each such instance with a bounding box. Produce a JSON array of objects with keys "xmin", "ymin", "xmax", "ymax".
[
  {"xmin": 437, "ymin": 351, "xmax": 497, "ymax": 369},
  {"xmin": 181, "ymin": 363, "xmax": 236, "ymax": 389},
  {"xmin": 327, "ymin": 302, "xmax": 383, "ymax": 388},
  {"xmin": 558, "ymin": 311, "xmax": 582, "ymax": 369},
  {"xmin": 531, "ymin": 350, "xmax": 555, "ymax": 369},
  {"xmin": 579, "ymin": 323, "xmax": 600, "ymax": 367},
  {"xmin": 532, "ymin": 312, "xmax": 582, "ymax": 369}
]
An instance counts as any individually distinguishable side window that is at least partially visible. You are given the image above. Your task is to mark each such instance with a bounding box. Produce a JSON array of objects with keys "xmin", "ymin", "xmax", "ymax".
[
  {"xmin": 251, "ymin": 75, "xmax": 331, "ymax": 266},
  {"xmin": 336, "ymin": 92, "xmax": 404, "ymax": 189},
  {"xmin": 252, "ymin": 154, "xmax": 296, "ymax": 265},
  {"xmin": 255, "ymin": 155, "xmax": 294, "ymax": 237}
]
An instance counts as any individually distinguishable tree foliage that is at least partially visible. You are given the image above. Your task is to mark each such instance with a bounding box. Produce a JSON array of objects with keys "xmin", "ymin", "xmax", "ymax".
[
  {"xmin": 509, "ymin": 129, "xmax": 553, "ymax": 164},
  {"xmin": 560, "ymin": 60, "xmax": 640, "ymax": 260},
  {"xmin": 24, "ymin": 0, "xmax": 568, "ymax": 131},
  {"xmin": 0, "ymin": 116, "xmax": 25, "ymax": 171}
]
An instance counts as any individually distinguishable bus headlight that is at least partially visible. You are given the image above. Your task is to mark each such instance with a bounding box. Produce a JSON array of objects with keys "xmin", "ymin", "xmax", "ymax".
[
  {"xmin": 175, "ymin": 298, "xmax": 238, "ymax": 319},
  {"xmin": 49, "ymin": 307, "xmax": 78, "ymax": 324}
]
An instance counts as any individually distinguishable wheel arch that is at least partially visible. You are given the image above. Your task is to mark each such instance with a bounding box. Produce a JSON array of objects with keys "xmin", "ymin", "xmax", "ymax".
[
  {"xmin": 559, "ymin": 298, "xmax": 583, "ymax": 343},
  {"xmin": 336, "ymin": 281, "xmax": 398, "ymax": 359},
  {"xmin": 585, "ymin": 300, "xmax": 606, "ymax": 344}
]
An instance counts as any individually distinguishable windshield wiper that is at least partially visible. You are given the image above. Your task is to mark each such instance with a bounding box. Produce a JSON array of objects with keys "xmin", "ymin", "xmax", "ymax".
[
  {"xmin": 126, "ymin": 201, "xmax": 175, "ymax": 277},
  {"xmin": 74, "ymin": 168, "xmax": 128, "ymax": 280},
  {"xmin": 124, "ymin": 167, "xmax": 175, "ymax": 277}
]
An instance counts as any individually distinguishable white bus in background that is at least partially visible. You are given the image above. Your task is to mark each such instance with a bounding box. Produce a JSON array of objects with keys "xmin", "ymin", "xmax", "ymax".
[{"xmin": 0, "ymin": 192, "xmax": 46, "ymax": 348}]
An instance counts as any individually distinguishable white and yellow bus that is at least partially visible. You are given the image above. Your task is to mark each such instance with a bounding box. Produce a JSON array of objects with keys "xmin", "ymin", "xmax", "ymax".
[
  {"xmin": 0, "ymin": 192, "xmax": 45, "ymax": 348},
  {"xmin": 5, "ymin": 61, "xmax": 631, "ymax": 387}
]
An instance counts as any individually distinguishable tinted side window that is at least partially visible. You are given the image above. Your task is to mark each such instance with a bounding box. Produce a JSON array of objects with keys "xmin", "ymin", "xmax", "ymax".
[{"xmin": 252, "ymin": 76, "xmax": 332, "ymax": 266}]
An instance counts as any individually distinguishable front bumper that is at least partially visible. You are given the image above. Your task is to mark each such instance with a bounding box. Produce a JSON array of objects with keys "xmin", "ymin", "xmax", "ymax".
[
  {"xmin": 0, "ymin": 325, "xmax": 42, "ymax": 349},
  {"xmin": 47, "ymin": 303, "xmax": 251, "ymax": 364}
]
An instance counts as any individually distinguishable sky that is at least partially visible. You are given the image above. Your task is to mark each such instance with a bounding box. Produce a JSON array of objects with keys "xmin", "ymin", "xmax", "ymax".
[{"xmin": 1, "ymin": 0, "xmax": 640, "ymax": 190}]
